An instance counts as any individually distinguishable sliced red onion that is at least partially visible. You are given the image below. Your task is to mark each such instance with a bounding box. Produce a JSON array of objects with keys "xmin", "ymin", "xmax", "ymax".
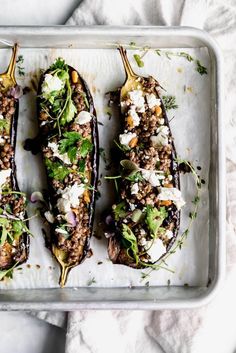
[
  {"xmin": 9, "ymin": 85, "xmax": 23, "ymax": 99},
  {"xmin": 65, "ymin": 211, "xmax": 76, "ymax": 227},
  {"xmin": 30, "ymin": 191, "xmax": 45, "ymax": 203}
]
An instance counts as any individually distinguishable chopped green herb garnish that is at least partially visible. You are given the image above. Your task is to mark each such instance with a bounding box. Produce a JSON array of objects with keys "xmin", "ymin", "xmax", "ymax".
[
  {"xmin": 16, "ymin": 55, "xmax": 25, "ymax": 76},
  {"xmin": 121, "ymin": 224, "xmax": 139, "ymax": 264},
  {"xmin": 59, "ymin": 131, "xmax": 81, "ymax": 163},
  {"xmin": 133, "ymin": 54, "xmax": 144, "ymax": 68},
  {"xmin": 45, "ymin": 158, "xmax": 71, "ymax": 181},
  {"xmin": 145, "ymin": 206, "xmax": 167, "ymax": 238},
  {"xmin": 162, "ymin": 95, "xmax": 178, "ymax": 111},
  {"xmin": 87, "ymin": 277, "xmax": 96, "ymax": 286},
  {"xmin": 113, "ymin": 202, "xmax": 127, "ymax": 221},
  {"xmin": 0, "ymin": 118, "xmax": 10, "ymax": 133},
  {"xmin": 196, "ymin": 60, "xmax": 207, "ymax": 75},
  {"xmin": 80, "ymin": 139, "xmax": 93, "ymax": 158}
]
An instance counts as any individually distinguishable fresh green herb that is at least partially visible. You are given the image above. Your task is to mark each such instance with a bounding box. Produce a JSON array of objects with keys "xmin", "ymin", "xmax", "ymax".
[
  {"xmin": 129, "ymin": 41, "xmax": 136, "ymax": 47},
  {"xmin": 80, "ymin": 139, "xmax": 93, "ymax": 158},
  {"xmin": 45, "ymin": 158, "xmax": 71, "ymax": 181},
  {"xmin": 145, "ymin": 206, "xmax": 167, "ymax": 238},
  {"xmin": 162, "ymin": 95, "xmax": 178, "ymax": 111},
  {"xmin": 0, "ymin": 217, "xmax": 32, "ymax": 247},
  {"xmin": 121, "ymin": 224, "xmax": 139, "ymax": 264},
  {"xmin": 0, "ymin": 118, "xmax": 10, "ymax": 133},
  {"xmin": 114, "ymin": 140, "xmax": 130, "ymax": 153},
  {"xmin": 125, "ymin": 171, "xmax": 143, "ymax": 182},
  {"xmin": 59, "ymin": 131, "xmax": 82, "ymax": 163},
  {"xmin": 87, "ymin": 277, "xmax": 96, "ymax": 286},
  {"xmin": 196, "ymin": 60, "xmax": 207, "ymax": 75},
  {"xmin": 141, "ymin": 272, "xmax": 150, "ymax": 280},
  {"xmin": 155, "ymin": 49, "xmax": 207, "ymax": 76},
  {"xmin": 113, "ymin": 202, "xmax": 127, "ymax": 221},
  {"xmin": 0, "ymin": 263, "xmax": 18, "ymax": 281},
  {"xmin": 177, "ymin": 52, "xmax": 194, "ymax": 62},
  {"xmin": 41, "ymin": 58, "xmax": 77, "ymax": 134},
  {"xmin": 16, "ymin": 55, "xmax": 25, "ymax": 76},
  {"xmin": 81, "ymin": 92, "xmax": 89, "ymax": 109},
  {"xmin": 78, "ymin": 159, "xmax": 86, "ymax": 173},
  {"xmin": 189, "ymin": 211, "xmax": 197, "ymax": 219},
  {"xmin": 133, "ymin": 54, "xmax": 144, "ymax": 68}
]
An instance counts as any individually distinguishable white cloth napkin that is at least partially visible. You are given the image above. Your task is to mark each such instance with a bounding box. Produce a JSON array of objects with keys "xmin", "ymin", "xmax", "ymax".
[{"xmin": 32, "ymin": 1, "xmax": 236, "ymax": 352}]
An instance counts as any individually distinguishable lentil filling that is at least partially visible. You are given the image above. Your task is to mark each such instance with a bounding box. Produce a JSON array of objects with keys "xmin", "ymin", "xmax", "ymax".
[
  {"xmin": 0, "ymin": 84, "xmax": 29, "ymax": 271},
  {"xmin": 37, "ymin": 58, "xmax": 98, "ymax": 273},
  {"xmin": 107, "ymin": 75, "xmax": 185, "ymax": 268}
]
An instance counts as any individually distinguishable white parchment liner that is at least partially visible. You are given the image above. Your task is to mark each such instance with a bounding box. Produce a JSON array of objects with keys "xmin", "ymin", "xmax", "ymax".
[{"xmin": 0, "ymin": 47, "xmax": 210, "ymax": 288}]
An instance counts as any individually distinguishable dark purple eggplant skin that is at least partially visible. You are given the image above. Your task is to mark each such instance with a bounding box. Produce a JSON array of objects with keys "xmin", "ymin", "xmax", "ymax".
[
  {"xmin": 25, "ymin": 65, "xmax": 99, "ymax": 269},
  {"xmin": 0, "ymin": 96, "xmax": 29, "ymax": 271},
  {"xmin": 107, "ymin": 86, "xmax": 181, "ymax": 269}
]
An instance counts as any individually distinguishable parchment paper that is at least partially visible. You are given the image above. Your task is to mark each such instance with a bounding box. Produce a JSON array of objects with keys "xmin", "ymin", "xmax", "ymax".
[{"xmin": 0, "ymin": 47, "xmax": 210, "ymax": 288}]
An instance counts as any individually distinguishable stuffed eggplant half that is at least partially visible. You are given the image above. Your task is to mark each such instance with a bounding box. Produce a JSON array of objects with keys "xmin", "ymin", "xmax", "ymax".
[
  {"xmin": 106, "ymin": 48, "xmax": 185, "ymax": 268},
  {"xmin": 0, "ymin": 45, "xmax": 29, "ymax": 276},
  {"xmin": 36, "ymin": 58, "xmax": 98, "ymax": 286}
]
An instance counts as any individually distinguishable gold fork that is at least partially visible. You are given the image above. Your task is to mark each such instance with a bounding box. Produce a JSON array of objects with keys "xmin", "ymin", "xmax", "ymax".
[{"xmin": 0, "ymin": 43, "xmax": 18, "ymax": 93}]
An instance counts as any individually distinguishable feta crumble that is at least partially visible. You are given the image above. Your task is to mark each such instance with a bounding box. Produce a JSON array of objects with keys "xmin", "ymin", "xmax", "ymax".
[
  {"xmin": 48, "ymin": 142, "xmax": 71, "ymax": 165},
  {"xmin": 128, "ymin": 106, "xmax": 140, "ymax": 127},
  {"xmin": 146, "ymin": 238, "xmax": 166, "ymax": 262},
  {"xmin": 165, "ymin": 230, "xmax": 174, "ymax": 239},
  {"xmin": 131, "ymin": 182, "xmax": 139, "ymax": 195},
  {"xmin": 157, "ymin": 187, "xmax": 185, "ymax": 210},
  {"xmin": 128, "ymin": 90, "xmax": 145, "ymax": 113},
  {"xmin": 119, "ymin": 132, "xmax": 137, "ymax": 147},
  {"xmin": 42, "ymin": 74, "xmax": 64, "ymax": 97},
  {"xmin": 57, "ymin": 183, "xmax": 85, "ymax": 214},
  {"xmin": 146, "ymin": 93, "xmax": 161, "ymax": 109},
  {"xmin": 141, "ymin": 170, "xmax": 165, "ymax": 187},
  {"xmin": 75, "ymin": 111, "xmax": 92, "ymax": 125},
  {"xmin": 0, "ymin": 169, "xmax": 11, "ymax": 189}
]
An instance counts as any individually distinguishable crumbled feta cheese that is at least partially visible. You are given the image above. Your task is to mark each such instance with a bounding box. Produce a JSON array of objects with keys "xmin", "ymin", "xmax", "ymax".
[
  {"xmin": 140, "ymin": 228, "xmax": 146, "ymax": 236},
  {"xmin": 57, "ymin": 183, "xmax": 85, "ymax": 214},
  {"xmin": 141, "ymin": 170, "xmax": 165, "ymax": 187},
  {"xmin": 0, "ymin": 114, "xmax": 4, "ymax": 120},
  {"xmin": 48, "ymin": 142, "xmax": 71, "ymax": 164},
  {"xmin": 129, "ymin": 203, "xmax": 136, "ymax": 211},
  {"xmin": 168, "ymin": 175, "xmax": 173, "ymax": 181},
  {"xmin": 44, "ymin": 211, "xmax": 55, "ymax": 224},
  {"xmin": 165, "ymin": 230, "xmax": 173, "ymax": 239},
  {"xmin": 157, "ymin": 187, "xmax": 185, "ymax": 210},
  {"xmin": 128, "ymin": 90, "xmax": 145, "ymax": 113},
  {"xmin": 119, "ymin": 132, "xmax": 137, "ymax": 147},
  {"xmin": 157, "ymin": 126, "xmax": 169, "ymax": 135},
  {"xmin": 139, "ymin": 237, "xmax": 147, "ymax": 246},
  {"xmin": 75, "ymin": 111, "xmax": 92, "ymax": 125},
  {"xmin": 131, "ymin": 182, "xmax": 139, "ymax": 195},
  {"xmin": 0, "ymin": 136, "xmax": 5, "ymax": 145},
  {"xmin": 159, "ymin": 118, "xmax": 165, "ymax": 125},
  {"xmin": 150, "ymin": 133, "xmax": 169, "ymax": 146},
  {"xmin": 146, "ymin": 93, "xmax": 161, "ymax": 109},
  {"xmin": 128, "ymin": 106, "xmax": 140, "ymax": 127},
  {"xmin": 42, "ymin": 74, "xmax": 64, "ymax": 97},
  {"xmin": 146, "ymin": 238, "xmax": 166, "ymax": 262},
  {"xmin": 0, "ymin": 169, "xmax": 11, "ymax": 188}
]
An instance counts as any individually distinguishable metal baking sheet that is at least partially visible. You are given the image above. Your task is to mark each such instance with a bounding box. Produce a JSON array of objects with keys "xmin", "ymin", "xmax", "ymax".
[{"xmin": 0, "ymin": 26, "xmax": 225, "ymax": 309}]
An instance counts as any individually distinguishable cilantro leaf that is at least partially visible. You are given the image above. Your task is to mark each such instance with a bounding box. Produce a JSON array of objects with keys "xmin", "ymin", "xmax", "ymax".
[
  {"xmin": 45, "ymin": 158, "xmax": 71, "ymax": 181},
  {"xmin": 78, "ymin": 159, "xmax": 86, "ymax": 173},
  {"xmin": 49, "ymin": 57, "xmax": 68, "ymax": 71},
  {"xmin": 60, "ymin": 98, "xmax": 77, "ymax": 126},
  {"xmin": 80, "ymin": 139, "xmax": 93, "ymax": 158},
  {"xmin": 145, "ymin": 206, "xmax": 167, "ymax": 238},
  {"xmin": 59, "ymin": 132, "xmax": 82, "ymax": 162}
]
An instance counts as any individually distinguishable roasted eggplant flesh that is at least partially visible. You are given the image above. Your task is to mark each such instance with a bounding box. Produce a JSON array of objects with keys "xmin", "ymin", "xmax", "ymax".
[
  {"xmin": 107, "ymin": 55, "xmax": 184, "ymax": 268},
  {"xmin": 36, "ymin": 58, "xmax": 98, "ymax": 285},
  {"xmin": 0, "ymin": 86, "xmax": 29, "ymax": 271}
]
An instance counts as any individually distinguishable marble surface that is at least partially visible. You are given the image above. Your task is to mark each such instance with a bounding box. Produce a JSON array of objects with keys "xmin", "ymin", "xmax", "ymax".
[{"xmin": 0, "ymin": 2, "xmax": 78, "ymax": 352}]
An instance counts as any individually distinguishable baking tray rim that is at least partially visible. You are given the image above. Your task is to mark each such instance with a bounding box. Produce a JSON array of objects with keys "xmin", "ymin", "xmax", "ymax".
[{"xmin": 0, "ymin": 25, "xmax": 225, "ymax": 310}]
